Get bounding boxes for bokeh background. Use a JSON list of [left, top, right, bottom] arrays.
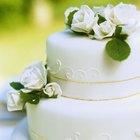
[[0, 0, 139, 83]]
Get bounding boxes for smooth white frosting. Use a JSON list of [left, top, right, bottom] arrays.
[[47, 29, 140, 100], [27, 96, 140, 140]]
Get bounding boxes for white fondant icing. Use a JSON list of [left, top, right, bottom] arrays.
[[27, 96, 140, 140], [47, 29, 140, 100]]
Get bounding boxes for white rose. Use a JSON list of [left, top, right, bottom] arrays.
[[43, 82, 62, 97], [93, 20, 116, 40], [122, 19, 137, 35], [7, 90, 23, 112], [71, 5, 98, 33], [105, 3, 140, 25], [20, 61, 47, 93], [65, 7, 79, 26], [92, 6, 105, 16]]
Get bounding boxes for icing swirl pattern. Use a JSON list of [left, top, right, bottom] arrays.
[[49, 59, 100, 81], [65, 132, 111, 140]]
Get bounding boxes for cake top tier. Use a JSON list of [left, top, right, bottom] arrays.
[[64, 3, 140, 61], [47, 29, 140, 82]]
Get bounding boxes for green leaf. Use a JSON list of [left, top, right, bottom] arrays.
[[52, 94, 59, 98], [117, 34, 128, 40], [45, 63, 47, 69], [67, 10, 78, 27], [114, 26, 122, 37], [89, 30, 95, 35], [20, 92, 40, 104], [72, 30, 87, 35], [10, 82, 24, 90], [114, 26, 128, 40], [106, 38, 131, 61], [98, 14, 106, 24]]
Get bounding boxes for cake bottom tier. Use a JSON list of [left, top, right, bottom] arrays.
[[27, 96, 140, 140]]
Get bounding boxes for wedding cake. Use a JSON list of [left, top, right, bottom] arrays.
[[7, 3, 140, 140]]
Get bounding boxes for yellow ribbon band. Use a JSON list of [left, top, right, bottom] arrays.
[[62, 92, 140, 102], [49, 72, 140, 84]]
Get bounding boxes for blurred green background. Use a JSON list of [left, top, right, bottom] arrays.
[[0, 0, 139, 83]]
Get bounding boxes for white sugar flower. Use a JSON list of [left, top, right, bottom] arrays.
[[43, 82, 62, 97], [105, 3, 140, 26], [122, 19, 137, 35], [20, 61, 47, 93], [92, 6, 105, 16], [93, 20, 116, 40], [7, 90, 23, 112], [71, 5, 98, 33], [65, 7, 79, 26]]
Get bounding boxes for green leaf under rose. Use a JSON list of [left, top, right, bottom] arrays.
[[20, 92, 40, 105], [10, 82, 24, 90], [67, 10, 78, 27], [98, 14, 106, 24], [114, 25, 128, 40]]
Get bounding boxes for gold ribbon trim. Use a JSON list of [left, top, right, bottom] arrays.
[[62, 92, 140, 101], [30, 128, 47, 140], [49, 72, 140, 84]]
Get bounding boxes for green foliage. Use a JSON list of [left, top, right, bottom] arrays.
[[114, 26, 122, 36], [20, 92, 40, 104], [98, 14, 106, 24], [114, 26, 128, 40], [106, 38, 131, 61], [10, 82, 24, 90], [116, 34, 128, 40], [67, 10, 78, 27]]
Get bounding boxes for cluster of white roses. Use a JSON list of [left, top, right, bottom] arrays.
[[65, 3, 140, 40], [7, 61, 62, 112]]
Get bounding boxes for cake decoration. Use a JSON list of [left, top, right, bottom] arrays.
[[65, 3, 140, 61], [65, 132, 80, 140], [65, 132, 111, 140], [7, 61, 62, 111], [49, 59, 100, 81]]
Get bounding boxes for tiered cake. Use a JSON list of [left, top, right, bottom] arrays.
[[7, 3, 140, 140], [27, 28, 140, 140]]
